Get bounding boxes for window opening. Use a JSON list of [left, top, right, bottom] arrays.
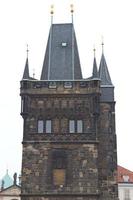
[[77, 120, 83, 133], [69, 120, 83, 133], [69, 120, 75, 133], [49, 82, 57, 89], [61, 42, 67, 47], [37, 120, 44, 133], [124, 188, 130, 200], [64, 82, 72, 88], [46, 120, 52, 133]]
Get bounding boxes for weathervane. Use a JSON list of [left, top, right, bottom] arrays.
[[70, 4, 74, 23]]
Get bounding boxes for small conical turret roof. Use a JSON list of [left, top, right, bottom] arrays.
[[92, 56, 98, 78], [99, 53, 113, 85], [22, 58, 29, 79]]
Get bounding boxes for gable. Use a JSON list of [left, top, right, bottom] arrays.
[[0, 185, 21, 195]]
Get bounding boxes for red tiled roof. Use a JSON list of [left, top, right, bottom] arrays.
[[118, 165, 133, 183]]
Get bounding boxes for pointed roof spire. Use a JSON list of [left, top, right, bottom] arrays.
[[92, 47, 98, 78], [99, 43, 113, 85], [22, 45, 30, 79], [40, 23, 82, 80]]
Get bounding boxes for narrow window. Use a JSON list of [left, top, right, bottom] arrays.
[[37, 120, 44, 133], [124, 188, 130, 199], [69, 120, 83, 133], [46, 120, 52, 133], [69, 120, 75, 133], [77, 120, 83, 133], [21, 98, 24, 113], [21, 97, 27, 113]]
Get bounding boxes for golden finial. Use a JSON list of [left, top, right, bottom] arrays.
[[33, 68, 35, 78], [70, 4, 74, 23], [101, 35, 104, 53], [70, 4, 74, 13], [26, 44, 29, 58], [93, 45, 96, 57], [50, 5, 54, 25], [50, 4, 54, 15]]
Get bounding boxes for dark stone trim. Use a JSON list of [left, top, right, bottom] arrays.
[[20, 193, 100, 197], [22, 140, 99, 144]]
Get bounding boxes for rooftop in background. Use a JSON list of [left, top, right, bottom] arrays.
[[118, 165, 133, 183]]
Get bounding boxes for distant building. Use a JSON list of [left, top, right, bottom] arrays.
[[0, 172, 20, 200], [0, 184, 21, 200], [0, 170, 13, 190], [118, 165, 133, 200]]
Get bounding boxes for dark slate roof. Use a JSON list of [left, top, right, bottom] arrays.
[[40, 23, 82, 80], [22, 58, 29, 79], [99, 53, 113, 85], [92, 57, 98, 78]]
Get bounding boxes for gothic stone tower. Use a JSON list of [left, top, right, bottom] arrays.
[[20, 21, 118, 200]]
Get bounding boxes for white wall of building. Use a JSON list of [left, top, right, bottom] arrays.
[[118, 183, 133, 200]]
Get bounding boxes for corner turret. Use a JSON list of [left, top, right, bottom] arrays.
[[99, 53, 112, 86], [22, 46, 30, 80], [22, 57, 29, 80], [99, 45, 114, 102], [92, 48, 98, 78]]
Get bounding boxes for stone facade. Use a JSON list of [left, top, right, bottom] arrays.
[[20, 79, 118, 200]]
